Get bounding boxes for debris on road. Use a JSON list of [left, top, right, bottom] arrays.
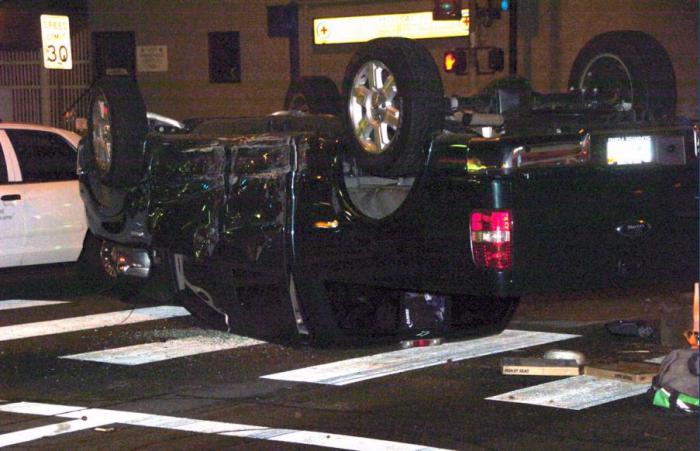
[[605, 320, 656, 338], [543, 349, 586, 365], [501, 357, 581, 376], [584, 361, 659, 384], [650, 348, 699, 413]]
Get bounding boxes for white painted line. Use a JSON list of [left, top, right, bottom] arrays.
[[0, 300, 69, 311], [60, 335, 265, 365], [486, 375, 649, 410], [510, 319, 607, 328], [0, 402, 451, 450], [262, 329, 578, 386], [0, 418, 113, 447], [0, 306, 190, 342], [645, 355, 666, 364]]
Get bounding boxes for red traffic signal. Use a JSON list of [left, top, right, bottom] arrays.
[[433, 0, 462, 20]]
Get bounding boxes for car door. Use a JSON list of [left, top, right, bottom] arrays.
[[4, 128, 86, 266], [0, 130, 24, 267]]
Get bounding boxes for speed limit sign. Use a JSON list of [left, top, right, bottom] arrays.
[[40, 15, 72, 70]]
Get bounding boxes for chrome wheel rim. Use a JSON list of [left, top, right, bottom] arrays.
[[92, 90, 113, 176], [348, 60, 400, 155], [579, 54, 633, 111]]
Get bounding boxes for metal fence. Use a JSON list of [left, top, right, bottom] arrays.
[[0, 29, 91, 132]]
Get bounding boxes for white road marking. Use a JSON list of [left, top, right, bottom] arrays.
[[0, 300, 69, 311], [0, 402, 451, 450], [0, 418, 113, 447], [510, 319, 608, 328], [262, 330, 578, 385], [0, 306, 190, 342], [486, 375, 649, 410], [645, 355, 666, 364], [60, 335, 265, 365]]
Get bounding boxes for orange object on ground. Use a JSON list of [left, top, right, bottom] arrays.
[[684, 283, 699, 348]]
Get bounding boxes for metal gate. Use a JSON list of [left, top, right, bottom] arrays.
[[0, 29, 91, 132]]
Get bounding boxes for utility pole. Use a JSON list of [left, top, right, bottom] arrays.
[[508, 0, 517, 75]]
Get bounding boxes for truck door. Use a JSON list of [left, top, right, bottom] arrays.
[[0, 130, 24, 268], [221, 137, 291, 286]]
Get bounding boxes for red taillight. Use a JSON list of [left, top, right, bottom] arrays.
[[470, 210, 512, 270]]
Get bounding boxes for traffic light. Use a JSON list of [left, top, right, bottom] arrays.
[[475, 0, 512, 27], [443, 48, 468, 75], [433, 0, 462, 20]]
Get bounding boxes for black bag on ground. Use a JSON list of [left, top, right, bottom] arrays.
[[650, 348, 699, 413]]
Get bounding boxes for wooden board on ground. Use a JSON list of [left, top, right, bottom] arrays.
[[501, 357, 581, 376], [584, 361, 659, 384]]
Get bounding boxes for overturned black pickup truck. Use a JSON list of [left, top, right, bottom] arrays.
[[79, 38, 698, 345]]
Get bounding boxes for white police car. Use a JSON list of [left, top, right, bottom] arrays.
[[0, 122, 89, 268]]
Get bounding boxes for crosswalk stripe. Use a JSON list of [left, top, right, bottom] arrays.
[[0, 306, 190, 342], [645, 355, 666, 364], [0, 418, 113, 447], [486, 375, 649, 410], [60, 335, 265, 365], [0, 300, 69, 311], [0, 402, 452, 450], [262, 329, 578, 386]]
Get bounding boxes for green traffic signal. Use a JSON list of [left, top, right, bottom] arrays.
[[434, 0, 462, 20]]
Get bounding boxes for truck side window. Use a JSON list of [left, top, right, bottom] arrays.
[[6, 130, 77, 183]]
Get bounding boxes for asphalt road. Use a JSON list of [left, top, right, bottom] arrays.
[[0, 264, 697, 450]]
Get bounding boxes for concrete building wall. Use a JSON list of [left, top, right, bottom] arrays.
[[89, 0, 291, 119], [88, 0, 698, 120]]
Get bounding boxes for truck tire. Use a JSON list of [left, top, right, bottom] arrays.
[[569, 31, 676, 120], [284, 76, 342, 115], [342, 38, 444, 177], [87, 76, 148, 188]]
